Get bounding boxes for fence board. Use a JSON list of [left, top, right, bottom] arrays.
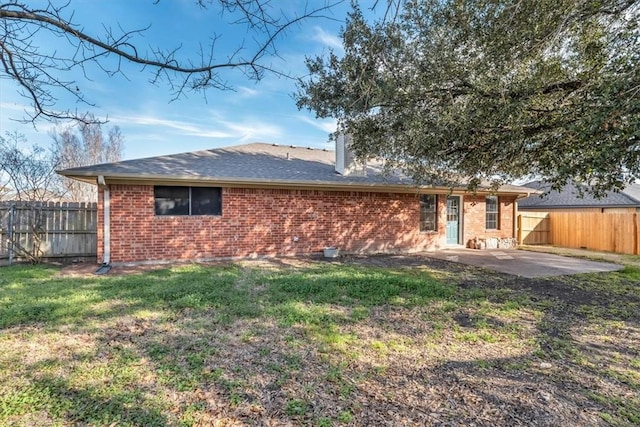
[[518, 212, 551, 245], [519, 211, 640, 255], [0, 201, 97, 264], [548, 211, 638, 254]]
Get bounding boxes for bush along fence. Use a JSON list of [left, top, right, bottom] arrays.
[[518, 211, 640, 255], [0, 201, 97, 265]]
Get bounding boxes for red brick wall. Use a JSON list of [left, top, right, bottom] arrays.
[[96, 185, 515, 263], [462, 195, 516, 244]]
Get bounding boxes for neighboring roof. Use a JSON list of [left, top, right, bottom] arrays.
[[519, 180, 640, 209], [58, 142, 531, 195]]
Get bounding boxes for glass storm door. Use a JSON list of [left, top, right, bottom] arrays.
[[446, 196, 460, 245]]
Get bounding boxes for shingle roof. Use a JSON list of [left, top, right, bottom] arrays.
[[57, 142, 530, 194], [519, 181, 640, 208]]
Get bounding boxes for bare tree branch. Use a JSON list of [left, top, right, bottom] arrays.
[[51, 117, 124, 201], [0, 131, 61, 201], [0, 0, 344, 123]]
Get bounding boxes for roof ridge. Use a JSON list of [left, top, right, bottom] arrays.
[[221, 142, 332, 151]]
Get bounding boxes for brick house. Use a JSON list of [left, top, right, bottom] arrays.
[[58, 139, 531, 264]]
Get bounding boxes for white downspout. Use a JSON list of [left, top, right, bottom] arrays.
[[97, 176, 110, 265]]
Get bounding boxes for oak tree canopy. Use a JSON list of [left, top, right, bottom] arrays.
[[296, 0, 640, 194]]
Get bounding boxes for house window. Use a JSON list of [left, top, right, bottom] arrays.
[[486, 196, 499, 229], [154, 186, 222, 216], [420, 194, 437, 232]]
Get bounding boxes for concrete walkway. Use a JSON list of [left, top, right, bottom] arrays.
[[429, 248, 623, 278]]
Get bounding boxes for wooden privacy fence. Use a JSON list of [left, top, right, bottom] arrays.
[[518, 212, 550, 245], [0, 201, 97, 265], [518, 211, 640, 255]]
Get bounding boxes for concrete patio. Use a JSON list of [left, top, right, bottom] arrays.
[[428, 248, 623, 278]]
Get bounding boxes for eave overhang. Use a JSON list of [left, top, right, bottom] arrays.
[[57, 171, 532, 198], [519, 204, 640, 210]]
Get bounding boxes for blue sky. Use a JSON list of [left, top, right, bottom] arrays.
[[0, 0, 356, 160]]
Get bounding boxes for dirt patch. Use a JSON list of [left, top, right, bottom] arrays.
[[29, 253, 638, 426], [54, 252, 467, 278], [56, 256, 321, 278], [57, 262, 168, 277]]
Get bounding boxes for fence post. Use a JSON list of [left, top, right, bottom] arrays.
[[8, 203, 15, 265], [634, 213, 639, 256]]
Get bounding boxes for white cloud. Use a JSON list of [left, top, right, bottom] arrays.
[[111, 115, 232, 138], [312, 26, 343, 51], [297, 116, 337, 134], [236, 86, 260, 98], [217, 118, 283, 142], [113, 111, 285, 143], [0, 102, 29, 112]]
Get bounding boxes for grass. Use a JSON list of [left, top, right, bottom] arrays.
[[0, 258, 639, 425]]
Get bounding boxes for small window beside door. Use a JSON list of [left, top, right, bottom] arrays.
[[485, 196, 499, 229], [420, 194, 437, 232]]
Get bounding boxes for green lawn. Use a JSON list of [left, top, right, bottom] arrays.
[[1, 258, 639, 426]]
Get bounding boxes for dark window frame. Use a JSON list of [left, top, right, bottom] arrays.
[[154, 186, 222, 216], [485, 196, 499, 230], [420, 194, 438, 232]]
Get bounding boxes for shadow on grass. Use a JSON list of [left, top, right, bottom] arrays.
[[442, 264, 640, 425], [0, 264, 248, 328], [421, 341, 640, 425], [1, 258, 639, 425], [4, 374, 168, 426], [0, 263, 455, 329]]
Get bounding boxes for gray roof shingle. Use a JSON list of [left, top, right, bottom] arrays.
[[519, 181, 640, 208], [58, 142, 530, 194]]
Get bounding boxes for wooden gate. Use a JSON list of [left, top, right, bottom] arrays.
[[518, 212, 550, 245]]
